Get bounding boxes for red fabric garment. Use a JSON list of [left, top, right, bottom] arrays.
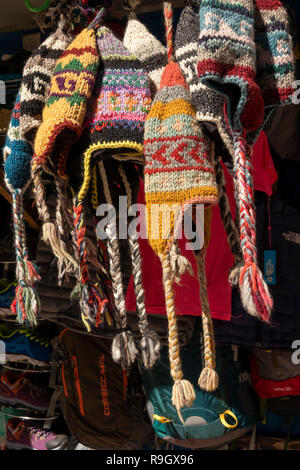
[[126, 131, 277, 320]]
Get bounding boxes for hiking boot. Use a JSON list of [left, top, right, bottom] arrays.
[[0, 371, 51, 411], [6, 418, 68, 450]]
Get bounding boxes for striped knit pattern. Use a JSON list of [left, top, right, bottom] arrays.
[[34, 26, 99, 171], [254, 0, 295, 109], [197, 0, 264, 133], [123, 13, 168, 95], [175, 6, 234, 160], [3, 93, 41, 326], [144, 61, 218, 256], [81, 25, 152, 173], [20, 24, 73, 144]]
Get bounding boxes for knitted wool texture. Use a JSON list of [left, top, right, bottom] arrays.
[[20, 20, 73, 144], [77, 25, 152, 204], [175, 6, 234, 160], [254, 0, 295, 109], [34, 26, 99, 173], [3, 93, 41, 326], [144, 61, 219, 256], [123, 12, 168, 95], [197, 0, 264, 134]]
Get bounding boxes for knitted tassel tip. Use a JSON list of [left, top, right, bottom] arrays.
[[229, 265, 241, 287], [112, 330, 138, 369], [239, 262, 273, 323], [11, 283, 40, 327], [198, 366, 219, 392], [140, 330, 161, 369], [172, 379, 196, 422]]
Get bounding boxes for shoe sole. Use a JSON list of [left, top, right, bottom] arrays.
[[6, 440, 68, 451], [0, 396, 48, 411]]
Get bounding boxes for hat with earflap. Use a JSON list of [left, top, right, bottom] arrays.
[[71, 23, 160, 368], [20, 15, 73, 144], [144, 1, 219, 420], [3, 92, 41, 326], [32, 9, 104, 285], [174, 5, 234, 162], [197, 0, 273, 323], [123, 10, 168, 96]]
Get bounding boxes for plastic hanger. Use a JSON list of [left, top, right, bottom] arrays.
[[25, 0, 51, 13]]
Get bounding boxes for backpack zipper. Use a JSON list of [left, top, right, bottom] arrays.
[[72, 355, 85, 416]]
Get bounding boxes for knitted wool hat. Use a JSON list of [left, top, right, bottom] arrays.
[[174, 6, 234, 161], [144, 2, 219, 420], [3, 93, 41, 326], [71, 25, 158, 368], [197, 0, 275, 324], [197, 0, 265, 134], [123, 12, 168, 95], [32, 17, 102, 284], [19, 16, 73, 144]]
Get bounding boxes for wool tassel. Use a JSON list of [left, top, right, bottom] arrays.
[[161, 253, 196, 421]]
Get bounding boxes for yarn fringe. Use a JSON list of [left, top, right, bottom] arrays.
[[79, 283, 108, 332], [140, 330, 160, 369], [112, 330, 138, 369], [198, 366, 219, 392], [172, 379, 196, 423], [11, 281, 40, 327]]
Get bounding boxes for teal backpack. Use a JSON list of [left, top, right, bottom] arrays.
[[141, 321, 258, 449]]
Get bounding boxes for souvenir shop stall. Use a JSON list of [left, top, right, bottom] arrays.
[[0, 0, 300, 451]]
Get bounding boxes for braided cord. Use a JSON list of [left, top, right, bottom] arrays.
[[163, 1, 174, 63]]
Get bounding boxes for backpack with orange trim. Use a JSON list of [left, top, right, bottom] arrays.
[[58, 328, 153, 450]]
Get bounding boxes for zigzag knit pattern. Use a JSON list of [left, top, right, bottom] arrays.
[[144, 61, 219, 256], [82, 25, 152, 172], [123, 13, 168, 95], [254, 0, 295, 109], [175, 6, 234, 160], [197, 0, 264, 133], [34, 27, 99, 170], [20, 25, 73, 144]]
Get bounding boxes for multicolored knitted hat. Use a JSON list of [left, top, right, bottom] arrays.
[[197, 0, 264, 134], [20, 16, 73, 144], [123, 12, 168, 95], [71, 24, 158, 368], [144, 2, 219, 419], [33, 14, 102, 284], [3, 93, 40, 326], [175, 6, 234, 161]]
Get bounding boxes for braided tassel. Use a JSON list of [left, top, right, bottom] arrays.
[[233, 134, 273, 322], [10, 190, 40, 326], [73, 198, 108, 331], [196, 208, 218, 391], [31, 159, 76, 282], [163, 1, 174, 63], [99, 161, 138, 369], [161, 253, 196, 422]]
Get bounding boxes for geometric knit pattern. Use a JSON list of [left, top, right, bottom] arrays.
[[175, 6, 234, 160], [3, 93, 33, 192], [254, 0, 295, 109], [197, 0, 265, 134], [144, 61, 219, 256], [82, 26, 152, 166], [123, 13, 168, 96], [34, 26, 100, 174], [20, 24, 73, 144]]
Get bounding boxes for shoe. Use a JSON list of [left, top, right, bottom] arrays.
[[6, 418, 68, 450], [0, 324, 52, 365], [0, 370, 51, 411]]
